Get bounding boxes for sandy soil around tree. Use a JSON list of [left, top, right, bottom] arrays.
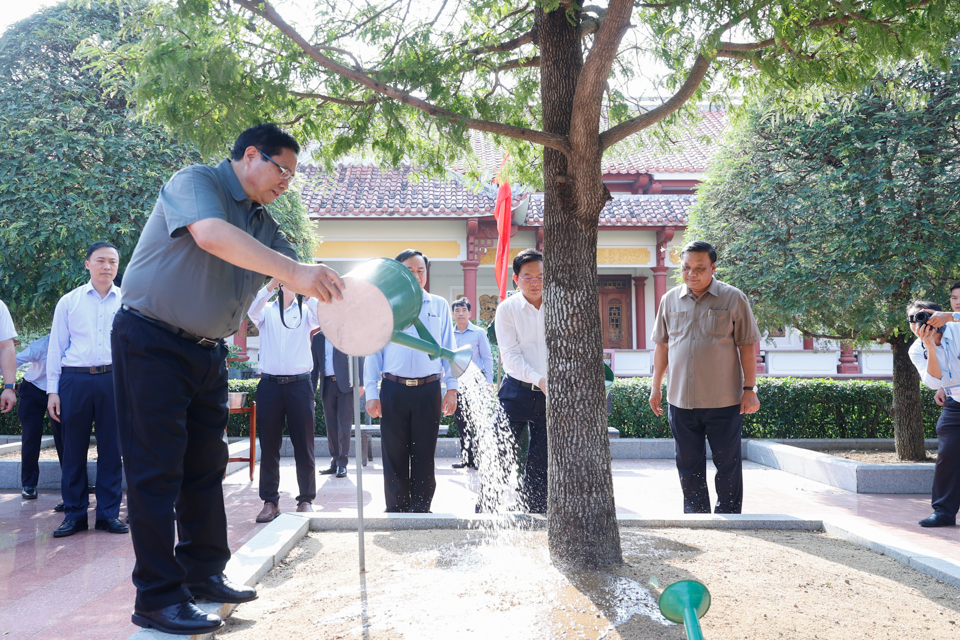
[[216, 527, 960, 640]]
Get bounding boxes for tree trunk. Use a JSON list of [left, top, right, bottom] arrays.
[[890, 336, 926, 461], [537, 4, 622, 569]]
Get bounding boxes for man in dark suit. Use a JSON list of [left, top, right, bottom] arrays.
[[312, 331, 363, 477]]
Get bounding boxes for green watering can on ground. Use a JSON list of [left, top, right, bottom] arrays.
[[314, 258, 474, 378], [658, 580, 711, 640]]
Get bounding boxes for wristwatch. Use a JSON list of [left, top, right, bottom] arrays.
[[2, 384, 13, 390], [953, 312, 960, 322], [743, 386, 757, 392]]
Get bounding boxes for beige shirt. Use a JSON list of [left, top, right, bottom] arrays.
[[651, 278, 761, 409]]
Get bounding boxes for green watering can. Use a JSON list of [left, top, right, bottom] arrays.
[[658, 580, 711, 640], [314, 258, 474, 378]]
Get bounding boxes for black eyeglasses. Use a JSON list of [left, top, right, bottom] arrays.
[[257, 149, 295, 180]]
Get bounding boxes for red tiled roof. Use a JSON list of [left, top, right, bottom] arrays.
[[603, 110, 726, 174], [524, 194, 692, 227], [300, 163, 495, 218]]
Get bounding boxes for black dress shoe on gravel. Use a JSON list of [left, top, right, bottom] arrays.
[[21, 486, 37, 500], [53, 518, 88, 537], [185, 573, 258, 604], [53, 502, 64, 512], [131, 600, 223, 635], [452, 462, 468, 469], [95, 518, 129, 534], [336, 466, 347, 478], [319, 464, 337, 475], [919, 513, 957, 527]]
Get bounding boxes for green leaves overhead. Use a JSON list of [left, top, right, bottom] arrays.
[[688, 48, 960, 346]]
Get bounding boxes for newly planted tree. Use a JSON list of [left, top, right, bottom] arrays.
[[98, 0, 960, 566]]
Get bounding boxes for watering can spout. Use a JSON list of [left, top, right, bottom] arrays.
[[448, 346, 474, 378]]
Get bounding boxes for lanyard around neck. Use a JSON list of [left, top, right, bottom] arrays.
[[276, 285, 303, 330]]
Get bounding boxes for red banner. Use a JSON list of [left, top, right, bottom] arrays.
[[493, 177, 512, 301]]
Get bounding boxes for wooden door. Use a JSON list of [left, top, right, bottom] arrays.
[[598, 276, 632, 350]]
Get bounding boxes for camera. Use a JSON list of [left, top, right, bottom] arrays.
[[908, 311, 946, 333]]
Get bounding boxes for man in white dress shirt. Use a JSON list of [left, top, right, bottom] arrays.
[[494, 248, 548, 514], [248, 278, 320, 522], [47, 242, 127, 537]]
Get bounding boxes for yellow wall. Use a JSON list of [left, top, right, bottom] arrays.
[[314, 240, 462, 260]]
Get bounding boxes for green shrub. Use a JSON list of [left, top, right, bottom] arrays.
[[610, 376, 940, 439]]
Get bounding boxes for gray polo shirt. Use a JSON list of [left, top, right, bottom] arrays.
[[121, 159, 297, 339], [651, 277, 761, 409]]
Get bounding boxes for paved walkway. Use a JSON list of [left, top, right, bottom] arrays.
[[1, 456, 958, 639]]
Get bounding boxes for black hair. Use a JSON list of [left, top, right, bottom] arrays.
[[395, 248, 429, 270], [86, 241, 119, 260], [230, 123, 300, 161], [512, 248, 543, 276], [680, 240, 717, 264], [452, 297, 471, 311], [908, 300, 942, 314], [950, 282, 960, 295]]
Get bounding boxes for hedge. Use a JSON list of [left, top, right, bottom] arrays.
[[1, 374, 940, 440], [610, 376, 940, 439]]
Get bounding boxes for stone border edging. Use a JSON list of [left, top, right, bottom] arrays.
[[745, 440, 936, 493], [125, 511, 960, 639]]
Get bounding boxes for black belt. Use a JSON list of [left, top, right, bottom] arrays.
[[62, 365, 112, 375], [514, 378, 543, 393], [325, 375, 337, 382], [261, 372, 311, 384], [122, 305, 222, 350], [383, 372, 440, 387]]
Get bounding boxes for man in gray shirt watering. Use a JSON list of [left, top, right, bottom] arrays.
[[114, 123, 343, 636], [649, 241, 761, 514]]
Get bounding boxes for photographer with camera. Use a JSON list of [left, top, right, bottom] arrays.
[[907, 300, 960, 528]]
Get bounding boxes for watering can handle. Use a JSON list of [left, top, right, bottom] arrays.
[[412, 318, 435, 344]]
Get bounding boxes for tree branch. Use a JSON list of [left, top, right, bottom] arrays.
[[468, 31, 533, 55], [232, 0, 571, 155], [291, 91, 377, 106], [497, 56, 540, 71], [571, 0, 633, 153], [327, 0, 402, 44], [599, 53, 712, 151]]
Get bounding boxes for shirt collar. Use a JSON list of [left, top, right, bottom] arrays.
[[680, 277, 720, 299], [218, 159, 251, 204], [83, 281, 120, 300]]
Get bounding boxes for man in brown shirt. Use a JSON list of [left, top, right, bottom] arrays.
[[649, 241, 761, 513]]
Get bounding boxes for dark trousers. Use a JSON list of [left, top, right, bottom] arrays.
[[932, 398, 960, 518], [112, 310, 231, 612], [498, 376, 548, 514], [454, 403, 475, 466], [668, 403, 743, 514], [321, 376, 353, 469], [19, 380, 62, 487], [379, 378, 441, 512], [257, 377, 316, 505], [59, 370, 122, 521]]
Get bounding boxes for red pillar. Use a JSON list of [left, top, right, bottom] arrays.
[[838, 343, 859, 374], [632, 276, 647, 349], [652, 266, 669, 314], [803, 337, 814, 350], [461, 260, 480, 320]]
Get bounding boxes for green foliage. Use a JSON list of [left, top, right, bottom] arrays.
[[269, 187, 317, 263], [688, 49, 960, 345], [610, 377, 940, 440], [86, 1, 960, 185], [0, 0, 204, 330]]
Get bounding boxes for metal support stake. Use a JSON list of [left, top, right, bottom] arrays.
[[351, 355, 365, 572]]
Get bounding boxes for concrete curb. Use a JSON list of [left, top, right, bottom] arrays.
[[123, 511, 960, 639], [746, 440, 936, 494]]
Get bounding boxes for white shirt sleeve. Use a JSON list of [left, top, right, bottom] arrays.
[[0, 300, 16, 342], [46, 296, 71, 395], [496, 298, 544, 385]]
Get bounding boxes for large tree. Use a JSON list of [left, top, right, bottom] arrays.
[[688, 50, 960, 460], [98, 0, 960, 567]]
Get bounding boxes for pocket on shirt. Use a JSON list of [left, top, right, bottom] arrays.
[[667, 311, 687, 335], [706, 309, 731, 337]]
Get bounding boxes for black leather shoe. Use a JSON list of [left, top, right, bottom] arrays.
[[53, 518, 88, 538], [21, 486, 37, 500], [336, 466, 347, 478], [919, 513, 957, 527], [53, 502, 64, 512], [95, 518, 130, 534], [452, 462, 468, 469], [185, 573, 258, 604], [319, 464, 337, 475], [131, 600, 223, 635]]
